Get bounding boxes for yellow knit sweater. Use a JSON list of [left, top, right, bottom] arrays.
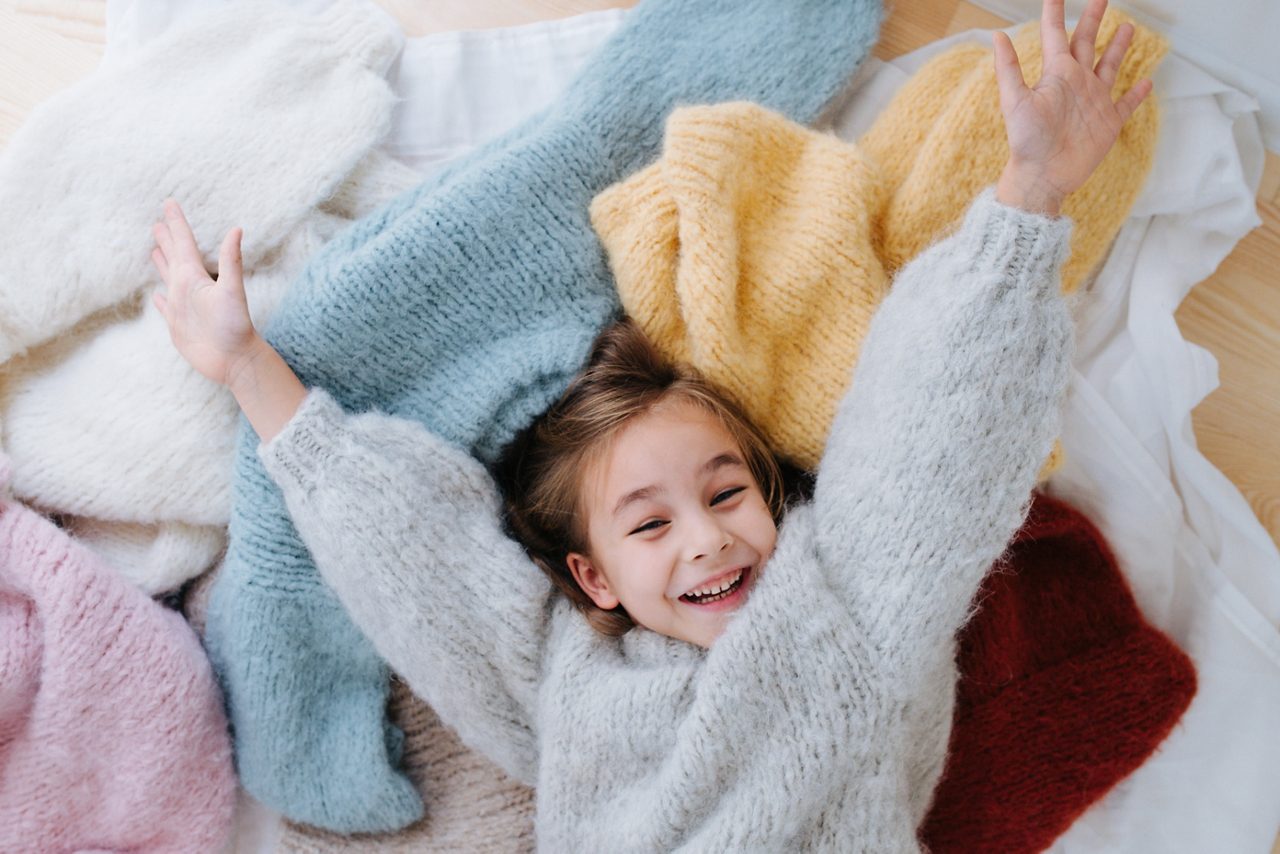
[[861, 12, 1167, 291], [592, 11, 1166, 469], [591, 101, 888, 469]]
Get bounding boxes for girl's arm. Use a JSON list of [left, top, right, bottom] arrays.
[[256, 387, 550, 784], [151, 205, 548, 783], [812, 0, 1150, 669]]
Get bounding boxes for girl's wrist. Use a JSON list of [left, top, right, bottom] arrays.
[[226, 335, 274, 397], [995, 163, 1065, 217], [226, 336, 308, 444]]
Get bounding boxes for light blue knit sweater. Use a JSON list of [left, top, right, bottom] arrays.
[[259, 192, 1074, 850], [205, 0, 885, 833]]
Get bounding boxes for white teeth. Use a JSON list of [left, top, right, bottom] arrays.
[[684, 569, 744, 601]]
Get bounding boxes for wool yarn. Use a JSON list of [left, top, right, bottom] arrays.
[[591, 101, 887, 469], [0, 1, 411, 594], [922, 492, 1197, 852], [0, 456, 236, 852], [206, 0, 885, 833], [859, 8, 1167, 292]]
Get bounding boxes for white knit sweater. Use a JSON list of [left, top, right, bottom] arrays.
[[0, 0, 419, 592], [260, 190, 1073, 851]]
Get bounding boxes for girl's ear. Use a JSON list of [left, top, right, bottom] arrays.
[[566, 553, 620, 610]]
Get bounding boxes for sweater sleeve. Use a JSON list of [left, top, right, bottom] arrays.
[[812, 188, 1073, 675], [257, 389, 551, 785]]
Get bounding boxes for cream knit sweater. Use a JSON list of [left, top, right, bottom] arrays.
[[0, 0, 418, 592], [259, 190, 1073, 851]]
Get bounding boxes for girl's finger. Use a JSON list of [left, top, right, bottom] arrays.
[[151, 246, 169, 280], [152, 220, 174, 260], [1095, 21, 1135, 88], [1040, 0, 1069, 58], [993, 31, 1028, 112], [217, 227, 245, 288], [163, 198, 202, 261], [1114, 77, 1152, 124], [151, 288, 168, 318], [1069, 0, 1107, 68]]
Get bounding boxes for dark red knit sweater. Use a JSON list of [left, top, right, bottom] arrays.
[[921, 492, 1197, 853]]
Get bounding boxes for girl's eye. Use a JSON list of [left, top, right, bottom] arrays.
[[628, 519, 668, 536], [711, 486, 747, 506]]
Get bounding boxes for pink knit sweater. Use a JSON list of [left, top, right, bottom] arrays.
[[0, 455, 236, 852]]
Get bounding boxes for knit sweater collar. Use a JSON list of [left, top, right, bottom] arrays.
[[617, 624, 707, 667]]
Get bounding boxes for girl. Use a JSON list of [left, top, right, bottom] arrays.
[[152, 0, 1150, 847]]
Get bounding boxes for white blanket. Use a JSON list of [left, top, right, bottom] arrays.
[[105, 2, 1280, 851]]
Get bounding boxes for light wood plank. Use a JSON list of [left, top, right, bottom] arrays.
[[946, 2, 1012, 34], [1261, 150, 1280, 206], [0, 6, 101, 147], [376, 0, 632, 36], [1177, 195, 1280, 544]]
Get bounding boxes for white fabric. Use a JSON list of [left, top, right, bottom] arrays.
[[105, 0, 629, 176], [104, 3, 1280, 852]]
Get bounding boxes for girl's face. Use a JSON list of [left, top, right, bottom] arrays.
[[567, 398, 778, 648]]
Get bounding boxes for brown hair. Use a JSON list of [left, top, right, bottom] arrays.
[[496, 318, 785, 636]]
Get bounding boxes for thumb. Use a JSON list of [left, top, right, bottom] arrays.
[[217, 227, 247, 299]]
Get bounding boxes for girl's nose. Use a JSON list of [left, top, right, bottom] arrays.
[[686, 512, 733, 562]]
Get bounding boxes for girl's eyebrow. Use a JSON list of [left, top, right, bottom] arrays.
[[611, 452, 746, 518], [704, 452, 745, 473], [613, 485, 662, 518]]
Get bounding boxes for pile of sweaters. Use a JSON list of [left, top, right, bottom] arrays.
[[0, 0, 1194, 850]]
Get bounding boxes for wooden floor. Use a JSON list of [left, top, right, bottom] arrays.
[[2, 0, 1277, 849]]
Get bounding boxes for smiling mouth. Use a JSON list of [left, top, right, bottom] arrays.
[[680, 568, 748, 605]]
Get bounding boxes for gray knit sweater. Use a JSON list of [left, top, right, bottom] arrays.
[[259, 190, 1073, 852]]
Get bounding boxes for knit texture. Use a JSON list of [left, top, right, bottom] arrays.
[[591, 101, 887, 468], [921, 492, 1197, 852], [57, 515, 228, 595], [0, 456, 236, 852], [859, 8, 1166, 291], [280, 680, 536, 854], [0, 0, 409, 594], [185, 565, 537, 852], [257, 191, 1073, 850], [207, 0, 885, 833], [596, 14, 1163, 474]]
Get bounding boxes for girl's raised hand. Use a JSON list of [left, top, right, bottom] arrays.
[[993, 0, 1152, 214], [151, 200, 261, 388]]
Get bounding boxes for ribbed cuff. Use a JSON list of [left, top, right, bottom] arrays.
[[961, 188, 1073, 290], [258, 387, 346, 499]]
